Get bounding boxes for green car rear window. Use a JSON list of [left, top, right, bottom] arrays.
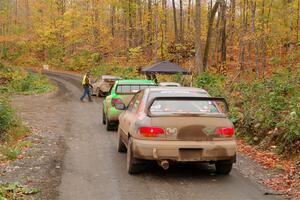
[[116, 84, 155, 94]]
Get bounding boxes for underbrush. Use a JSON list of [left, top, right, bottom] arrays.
[[0, 64, 54, 94], [195, 69, 300, 157], [0, 99, 30, 162], [0, 182, 40, 199]]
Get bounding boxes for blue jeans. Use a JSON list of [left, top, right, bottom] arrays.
[[80, 85, 91, 101]]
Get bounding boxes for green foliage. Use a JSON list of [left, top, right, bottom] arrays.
[[0, 97, 29, 161], [0, 182, 40, 200], [10, 73, 54, 94], [195, 72, 226, 97], [0, 122, 29, 161], [0, 99, 14, 137], [194, 69, 300, 155], [0, 65, 54, 95], [128, 47, 143, 59], [1, 147, 21, 160]]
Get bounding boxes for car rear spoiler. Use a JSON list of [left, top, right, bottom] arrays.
[[147, 96, 229, 115]]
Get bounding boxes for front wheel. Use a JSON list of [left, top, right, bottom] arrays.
[[215, 160, 233, 175]]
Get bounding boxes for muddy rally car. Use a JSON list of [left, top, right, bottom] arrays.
[[115, 87, 236, 175], [92, 75, 122, 97]]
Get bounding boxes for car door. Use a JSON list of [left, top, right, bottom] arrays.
[[119, 92, 144, 145]]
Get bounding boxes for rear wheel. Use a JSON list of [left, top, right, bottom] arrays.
[[102, 110, 106, 125], [127, 138, 145, 174], [106, 117, 114, 131], [98, 90, 105, 97], [215, 160, 233, 175], [117, 134, 127, 153]]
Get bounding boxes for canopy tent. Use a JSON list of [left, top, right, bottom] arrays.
[[141, 61, 190, 75]]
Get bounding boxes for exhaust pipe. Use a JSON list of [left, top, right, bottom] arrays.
[[158, 160, 169, 170]]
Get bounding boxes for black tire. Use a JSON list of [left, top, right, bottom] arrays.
[[106, 117, 114, 131], [98, 90, 105, 97], [118, 134, 127, 153], [215, 160, 233, 175], [102, 110, 106, 125], [127, 138, 145, 174]]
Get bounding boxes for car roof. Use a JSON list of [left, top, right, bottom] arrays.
[[147, 87, 209, 98], [116, 79, 156, 85], [102, 75, 122, 80]]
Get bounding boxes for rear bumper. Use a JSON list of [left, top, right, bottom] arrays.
[[131, 138, 237, 162]]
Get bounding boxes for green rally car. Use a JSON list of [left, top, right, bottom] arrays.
[[103, 79, 157, 131]]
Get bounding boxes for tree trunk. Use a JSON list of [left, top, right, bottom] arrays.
[[123, 10, 128, 53], [111, 5, 116, 37], [239, 0, 247, 74], [251, 0, 259, 76], [261, 0, 267, 77], [179, 0, 184, 41], [228, 0, 236, 46], [128, 0, 133, 48], [289, 0, 294, 73], [297, 0, 299, 48], [266, 0, 273, 28], [195, 0, 204, 73], [230, 0, 236, 29], [187, 0, 192, 31], [154, 0, 159, 61], [25, 0, 30, 30], [220, 1, 227, 65], [15, 0, 18, 25], [172, 0, 179, 42], [161, 0, 167, 59], [147, 0, 152, 56], [137, 0, 143, 46], [92, 0, 100, 51], [203, 0, 220, 69]]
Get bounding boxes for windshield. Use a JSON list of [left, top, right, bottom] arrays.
[[149, 99, 226, 115], [116, 84, 155, 94]]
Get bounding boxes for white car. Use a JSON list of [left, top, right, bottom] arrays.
[[159, 82, 181, 87]]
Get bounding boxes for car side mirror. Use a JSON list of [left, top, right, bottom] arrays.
[[115, 102, 127, 110]]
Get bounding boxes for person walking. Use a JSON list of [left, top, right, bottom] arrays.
[[80, 71, 93, 102]]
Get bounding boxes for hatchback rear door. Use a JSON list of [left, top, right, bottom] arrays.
[[148, 97, 234, 141]]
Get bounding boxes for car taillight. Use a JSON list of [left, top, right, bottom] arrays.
[[139, 127, 165, 137], [111, 98, 123, 107], [215, 127, 235, 137]]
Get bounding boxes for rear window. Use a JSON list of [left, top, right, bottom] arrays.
[[116, 84, 154, 94], [149, 99, 227, 115], [103, 79, 117, 83]]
